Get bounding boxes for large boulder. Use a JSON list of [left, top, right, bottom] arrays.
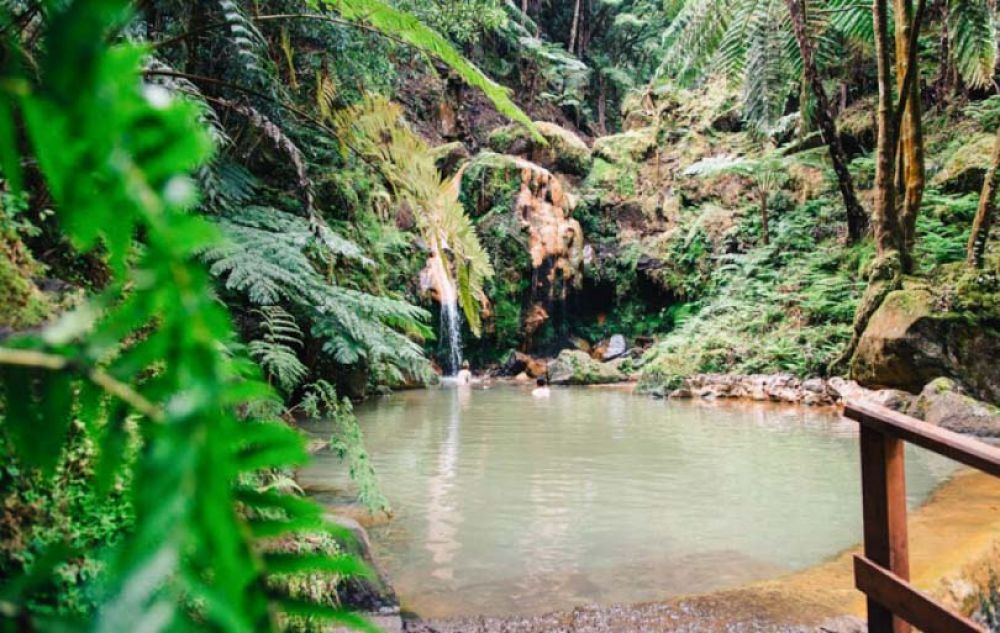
[[326, 514, 399, 613], [486, 121, 592, 176], [910, 377, 1000, 437], [592, 127, 657, 164], [931, 133, 995, 194], [603, 334, 627, 360], [850, 285, 1000, 403], [547, 349, 627, 385]]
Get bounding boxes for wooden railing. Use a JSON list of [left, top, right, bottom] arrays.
[[844, 401, 1000, 633]]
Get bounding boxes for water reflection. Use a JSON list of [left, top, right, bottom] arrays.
[[426, 389, 463, 580], [298, 385, 959, 618]]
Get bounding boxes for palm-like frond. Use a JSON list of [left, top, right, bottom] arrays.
[[333, 95, 494, 335], [825, 0, 872, 45], [249, 306, 309, 393], [659, 0, 741, 82], [314, 0, 542, 141], [743, 0, 795, 128], [660, 0, 844, 130], [219, 0, 268, 72], [948, 0, 998, 88]]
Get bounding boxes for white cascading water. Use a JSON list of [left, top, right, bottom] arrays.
[[427, 244, 463, 376]]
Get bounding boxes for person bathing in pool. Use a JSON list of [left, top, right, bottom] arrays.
[[532, 376, 550, 398], [456, 360, 473, 386]]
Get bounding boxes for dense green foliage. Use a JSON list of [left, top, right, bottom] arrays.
[[0, 0, 536, 628], [2, 0, 1000, 627]]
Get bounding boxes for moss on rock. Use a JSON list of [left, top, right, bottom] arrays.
[[593, 127, 657, 164], [850, 277, 1000, 403], [0, 252, 50, 332], [931, 133, 995, 194], [547, 349, 627, 385], [486, 121, 592, 176]]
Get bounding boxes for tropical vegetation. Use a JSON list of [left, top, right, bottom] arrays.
[[1, 0, 999, 630]]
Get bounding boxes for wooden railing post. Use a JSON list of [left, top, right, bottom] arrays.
[[859, 425, 911, 633], [846, 401, 999, 633]]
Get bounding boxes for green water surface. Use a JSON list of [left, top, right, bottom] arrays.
[[299, 385, 956, 618]]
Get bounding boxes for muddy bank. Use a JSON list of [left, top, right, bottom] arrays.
[[398, 469, 1000, 633]]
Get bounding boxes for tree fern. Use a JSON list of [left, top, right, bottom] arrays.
[[250, 306, 309, 393], [659, 0, 740, 83], [660, 0, 842, 130], [313, 0, 543, 141], [333, 94, 494, 335], [948, 0, 998, 89], [219, 0, 269, 72], [742, 0, 795, 128], [203, 204, 431, 380]]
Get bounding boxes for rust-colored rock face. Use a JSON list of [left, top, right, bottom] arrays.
[[515, 166, 584, 282], [512, 163, 585, 336]]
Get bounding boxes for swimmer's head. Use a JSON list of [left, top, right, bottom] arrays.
[[536, 377, 546, 387], [462, 360, 470, 369]]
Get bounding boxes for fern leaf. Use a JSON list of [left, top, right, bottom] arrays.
[[948, 0, 998, 88], [314, 0, 542, 142]]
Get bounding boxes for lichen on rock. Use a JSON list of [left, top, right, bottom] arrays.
[[592, 127, 657, 164], [911, 377, 1000, 437]]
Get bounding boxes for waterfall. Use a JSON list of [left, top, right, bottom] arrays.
[[426, 244, 464, 376], [440, 299, 463, 376]]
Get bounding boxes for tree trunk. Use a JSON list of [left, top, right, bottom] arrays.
[[760, 190, 770, 246], [831, 0, 906, 376], [569, 0, 582, 54], [894, 0, 926, 273], [596, 73, 607, 135], [872, 0, 899, 256], [968, 126, 1000, 267], [785, 0, 868, 243], [933, 0, 953, 103]]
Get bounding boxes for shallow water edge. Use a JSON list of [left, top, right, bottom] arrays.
[[399, 468, 1000, 632]]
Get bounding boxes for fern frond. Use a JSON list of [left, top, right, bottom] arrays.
[[742, 0, 794, 129], [313, 0, 542, 141], [826, 0, 873, 45], [219, 0, 268, 72], [333, 95, 493, 335], [249, 338, 309, 393], [659, 0, 739, 82], [222, 100, 315, 213], [948, 0, 998, 88]]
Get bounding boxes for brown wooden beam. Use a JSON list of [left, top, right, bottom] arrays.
[[845, 401, 1000, 478], [859, 426, 911, 633], [855, 555, 985, 633]]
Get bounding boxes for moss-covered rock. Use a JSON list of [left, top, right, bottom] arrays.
[[931, 133, 995, 194], [547, 349, 627, 385], [486, 121, 592, 176], [850, 281, 1000, 403], [429, 141, 470, 176], [0, 252, 50, 332], [910, 377, 1000, 437], [593, 127, 657, 164]]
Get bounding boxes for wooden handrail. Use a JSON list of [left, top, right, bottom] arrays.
[[845, 401, 1000, 476], [854, 556, 983, 633], [843, 400, 999, 633]]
